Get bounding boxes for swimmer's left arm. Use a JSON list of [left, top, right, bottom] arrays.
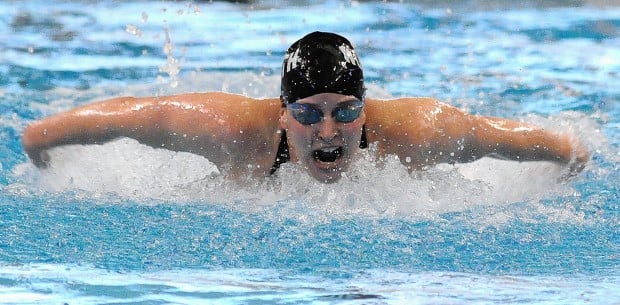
[[366, 98, 589, 175], [435, 105, 589, 174]]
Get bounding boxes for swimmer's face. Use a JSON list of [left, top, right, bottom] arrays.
[[280, 92, 366, 183]]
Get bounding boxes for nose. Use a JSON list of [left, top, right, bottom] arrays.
[[317, 117, 338, 141]]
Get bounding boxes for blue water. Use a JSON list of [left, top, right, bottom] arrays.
[[1, 1, 619, 304]]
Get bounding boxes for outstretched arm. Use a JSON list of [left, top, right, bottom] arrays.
[[365, 98, 589, 175], [22, 92, 282, 176], [466, 115, 589, 173], [23, 96, 154, 167]]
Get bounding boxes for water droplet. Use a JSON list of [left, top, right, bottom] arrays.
[[125, 24, 142, 37]]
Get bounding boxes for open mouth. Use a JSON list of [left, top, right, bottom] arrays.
[[313, 147, 343, 163]]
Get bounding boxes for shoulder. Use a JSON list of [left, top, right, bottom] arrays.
[[366, 96, 440, 106], [366, 97, 470, 120], [366, 97, 451, 115], [157, 92, 279, 106], [133, 92, 281, 132], [149, 92, 280, 116], [364, 97, 448, 123], [364, 97, 466, 141]]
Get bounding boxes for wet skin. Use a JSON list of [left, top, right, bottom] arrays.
[[279, 93, 366, 183]]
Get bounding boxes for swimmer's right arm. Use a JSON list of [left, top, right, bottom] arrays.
[[22, 96, 148, 168], [22, 92, 282, 173]]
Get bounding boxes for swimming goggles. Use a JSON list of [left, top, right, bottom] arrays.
[[287, 100, 364, 125]]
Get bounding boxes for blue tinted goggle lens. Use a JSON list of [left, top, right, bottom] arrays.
[[287, 100, 364, 125], [288, 103, 323, 125], [333, 100, 364, 123]]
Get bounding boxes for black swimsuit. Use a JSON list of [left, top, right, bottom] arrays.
[[269, 125, 368, 175]]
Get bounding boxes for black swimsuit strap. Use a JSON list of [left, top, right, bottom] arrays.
[[270, 131, 290, 175], [270, 125, 367, 175], [359, 124, 368, 149]]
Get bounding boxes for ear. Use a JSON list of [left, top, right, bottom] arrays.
[[278, 107, 288, 130]]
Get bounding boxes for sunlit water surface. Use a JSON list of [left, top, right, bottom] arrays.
[[1, 1, 619, 304]]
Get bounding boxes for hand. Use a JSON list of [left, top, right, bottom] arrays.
[[25, 147, 51, 169], [560, 137, 589, 181]]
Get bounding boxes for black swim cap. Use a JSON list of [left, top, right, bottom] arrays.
[[281, 32, 364, 105]]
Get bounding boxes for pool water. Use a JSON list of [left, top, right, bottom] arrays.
[[1, 1, 619, 304]]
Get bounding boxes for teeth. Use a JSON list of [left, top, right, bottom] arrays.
[[313, 147, 342, 163]]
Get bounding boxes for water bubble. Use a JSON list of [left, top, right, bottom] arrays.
[[125, 24, 142, 37]]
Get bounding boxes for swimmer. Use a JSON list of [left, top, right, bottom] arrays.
[[22, 31, 589, 183]]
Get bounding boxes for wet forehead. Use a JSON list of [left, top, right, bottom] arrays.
[[296, 93, 361, 108]]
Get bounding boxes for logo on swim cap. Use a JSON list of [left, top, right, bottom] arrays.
[[281, 32, 365, 104]]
